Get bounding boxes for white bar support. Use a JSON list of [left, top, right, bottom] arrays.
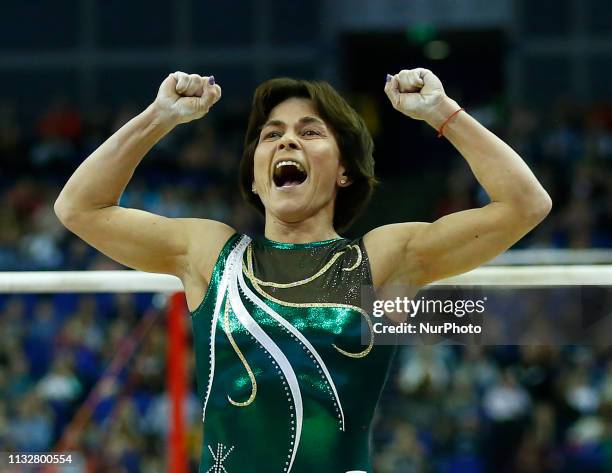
[[0, 266, 611, 293]]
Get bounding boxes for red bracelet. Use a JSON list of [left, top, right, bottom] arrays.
[[437, 107, 464, 138]]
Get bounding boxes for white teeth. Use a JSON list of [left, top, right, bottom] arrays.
[[275, 160, 304, 172]]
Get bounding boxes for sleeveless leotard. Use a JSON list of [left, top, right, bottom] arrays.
[[190, 234, 396, 473]]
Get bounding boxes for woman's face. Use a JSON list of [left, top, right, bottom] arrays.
[[253, 97, 345, 225]]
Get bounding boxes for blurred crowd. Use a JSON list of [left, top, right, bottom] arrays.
[[1, 95, 611, 272], [2, 291, 612, 472], [0, 97, 261, 272], [375, 344, 612, 473], [0, 292, 204, 472], [431, 99, 612, 249], [0, 94, 611, 472]]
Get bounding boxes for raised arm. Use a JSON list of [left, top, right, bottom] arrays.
[[365, 68, 552, 288], [54, 72, 235, 288]]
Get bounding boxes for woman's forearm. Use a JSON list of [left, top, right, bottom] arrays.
[[54, 104, 175, 216], [426, 98, 552, 216]]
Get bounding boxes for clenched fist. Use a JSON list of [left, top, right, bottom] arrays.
[[384, 68, 458, 127], [153, 71, 222, 126]]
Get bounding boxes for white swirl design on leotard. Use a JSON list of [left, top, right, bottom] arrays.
[[201, 236, 249, 423], [226, 244, 304, 472], [236, 265, 345, 431], [203, 235, 350, 472]]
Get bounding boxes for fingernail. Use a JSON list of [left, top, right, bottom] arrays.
[[386, 74, 392, 83], [208, 75, 215, 85]]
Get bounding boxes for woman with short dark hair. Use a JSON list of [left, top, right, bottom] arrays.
[[55, 68, 551, 472], [240, 77, 377, 232]]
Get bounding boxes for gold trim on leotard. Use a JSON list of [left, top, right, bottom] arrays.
[[243, 244, 373, 359], [223, 302, 257, 407], [248, 245, 362, 288]]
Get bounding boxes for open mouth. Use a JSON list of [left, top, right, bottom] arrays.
[[272, 160, 308, 187]]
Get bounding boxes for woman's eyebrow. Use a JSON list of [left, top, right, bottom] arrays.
[[262, 116, 326, 129]]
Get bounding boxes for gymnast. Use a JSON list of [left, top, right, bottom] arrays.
[[55, 68, 551, 472]]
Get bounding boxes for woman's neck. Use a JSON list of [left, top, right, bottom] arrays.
[[263, 214, 340, 244]]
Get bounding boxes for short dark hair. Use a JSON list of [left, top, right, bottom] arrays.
[[239, 77, 377, 232]]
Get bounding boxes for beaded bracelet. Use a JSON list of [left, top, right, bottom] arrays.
[[437, 107, 465, 138]]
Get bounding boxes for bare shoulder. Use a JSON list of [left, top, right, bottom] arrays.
[[363, 222, 428, 288], [180, 218, 237, 312]]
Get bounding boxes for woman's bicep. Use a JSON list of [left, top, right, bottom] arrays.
[[363, 223, 426, 288], [57, 205, 234, 277], [407, 202, 542, 285], [364, 202, 542, 287]]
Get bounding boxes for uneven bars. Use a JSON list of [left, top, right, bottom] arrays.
[[0, 265, 612, 293]]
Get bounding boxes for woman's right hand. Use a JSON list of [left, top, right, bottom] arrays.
[[153, 71, 222, 126]]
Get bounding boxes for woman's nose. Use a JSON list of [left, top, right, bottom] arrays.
[[278, 136, 299, 150]]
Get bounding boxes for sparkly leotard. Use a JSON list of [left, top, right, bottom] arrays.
[[191, 233, 396, 473]]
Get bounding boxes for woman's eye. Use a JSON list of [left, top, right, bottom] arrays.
[[264, 130, 321, 138]]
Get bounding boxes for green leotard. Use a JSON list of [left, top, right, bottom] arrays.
[[190, 233, 396, 473]]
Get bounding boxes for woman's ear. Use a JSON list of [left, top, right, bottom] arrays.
[[251, 182, 258, 194]]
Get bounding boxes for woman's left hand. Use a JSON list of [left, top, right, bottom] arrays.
[[384, 68, 453, 124]]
